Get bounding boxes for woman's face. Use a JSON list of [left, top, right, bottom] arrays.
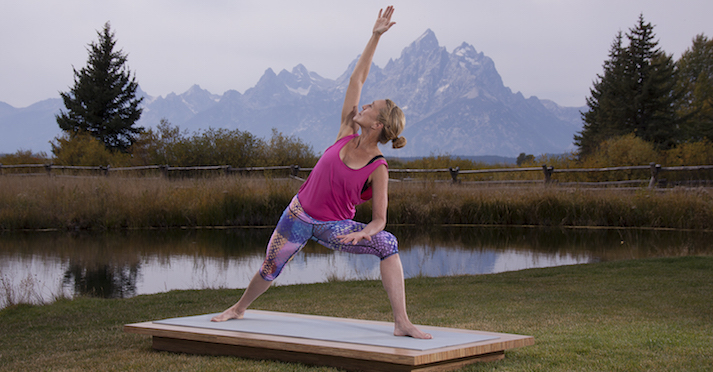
[[354, 99, 386, 127]]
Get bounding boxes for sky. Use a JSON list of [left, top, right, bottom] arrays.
[[2, 0, 712, 109]]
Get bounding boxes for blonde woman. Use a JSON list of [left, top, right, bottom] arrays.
[[212, 6, 431, 340]]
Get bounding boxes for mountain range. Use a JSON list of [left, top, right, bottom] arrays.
[[0, 29, 584, 158]]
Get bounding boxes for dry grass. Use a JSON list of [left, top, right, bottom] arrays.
[[2, 175, 713, 231], [0, 272, 67, 308], [376, 181, 713, 230], [0, 175, 296, 230]]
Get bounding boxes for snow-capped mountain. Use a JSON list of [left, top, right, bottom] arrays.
[[138, 84, 221, 129], [0, 29, 583, 157], [355, 29, 582, 156]]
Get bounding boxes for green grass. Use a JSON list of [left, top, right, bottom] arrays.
[[1, 256, 711, 371]]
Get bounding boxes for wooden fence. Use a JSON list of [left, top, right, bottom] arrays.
[[390, 163, 713, 188], [1, 162, 713, 188]]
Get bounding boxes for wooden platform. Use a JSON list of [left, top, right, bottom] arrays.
[[124, 310, 534, 372]]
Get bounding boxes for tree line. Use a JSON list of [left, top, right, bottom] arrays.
[[48, 120, 318, 168], [574, 15, 713, 158]]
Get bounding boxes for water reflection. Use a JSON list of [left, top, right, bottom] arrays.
[[63, 262, 139, 299], [1, 226, 711, 308]]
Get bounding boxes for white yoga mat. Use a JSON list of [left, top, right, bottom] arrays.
[[154, 310, 498, 351]]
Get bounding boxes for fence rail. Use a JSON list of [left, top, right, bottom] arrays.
[[2, 162, 713, 188]]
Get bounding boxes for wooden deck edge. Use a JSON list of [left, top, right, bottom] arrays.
[[124, 316, 535, 371], [151, 336, 508, 372]]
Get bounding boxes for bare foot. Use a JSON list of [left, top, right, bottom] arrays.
[[394, 322, 433, 339], [210, 308, 243, 322]]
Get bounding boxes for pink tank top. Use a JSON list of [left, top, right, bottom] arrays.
[[298, 134, 388, 221]]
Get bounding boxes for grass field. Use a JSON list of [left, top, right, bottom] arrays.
[[1, 256, 711, 371]]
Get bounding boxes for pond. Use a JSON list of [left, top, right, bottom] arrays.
[[1, 226, 711, 308]]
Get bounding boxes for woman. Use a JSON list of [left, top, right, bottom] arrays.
[[212, 6, 431, 340]]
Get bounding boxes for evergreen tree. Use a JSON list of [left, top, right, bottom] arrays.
[[675, 34, 713, 141], [624, 15, 678, 148], [575, 32, 629, 157], [576, 15, 679, 157], [56, 22, 143, 153]]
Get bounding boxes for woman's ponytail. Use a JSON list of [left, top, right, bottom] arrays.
[[377, 99, 406, 149]]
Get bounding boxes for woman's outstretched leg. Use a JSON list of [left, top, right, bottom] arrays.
[[212, 196, 310, 322], [380, 254, 432, 339], [211, 272, 272, 322]]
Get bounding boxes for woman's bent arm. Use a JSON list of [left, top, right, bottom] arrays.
[[336, 164, 389, 244]]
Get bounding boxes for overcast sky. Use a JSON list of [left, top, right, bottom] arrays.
[[2, 0, 712, 109]]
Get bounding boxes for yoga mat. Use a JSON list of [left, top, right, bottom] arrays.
[[154, 310, 498, 351]]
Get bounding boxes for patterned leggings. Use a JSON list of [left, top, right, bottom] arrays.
[[259, 195, 399, 281]]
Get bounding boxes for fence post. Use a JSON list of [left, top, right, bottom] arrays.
[[290, 165, 300, 178], [0, 163, 3, 176], [648, 162, 661, 188], [542, 164, 553, 185], [104, 165, 110, 177], [449, 167, 460, 183], [45, 163, 53, 177], [159, 164, 169, 178]]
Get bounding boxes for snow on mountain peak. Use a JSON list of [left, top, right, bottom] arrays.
[[453, 42, 482, 66], [291, 64, 309, 78], [287, 85, 311, 96], [454, 42, 476, 56]]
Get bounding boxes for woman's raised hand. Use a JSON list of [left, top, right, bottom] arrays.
[[373, 6, 396, 36]]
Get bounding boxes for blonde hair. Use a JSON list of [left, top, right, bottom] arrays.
[[377, 99, 407, 149]]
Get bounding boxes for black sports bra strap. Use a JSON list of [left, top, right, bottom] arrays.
[[361, 155, 386, 194], [366, 155, 385, 166]]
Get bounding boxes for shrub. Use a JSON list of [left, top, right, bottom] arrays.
[[263, 128, 317, 167], [51, 132, 132, 166], [0, 150, 49, 165], [664, 140, 713, 165], [128, 120, 316, 168], [585, 133, 660, 167]]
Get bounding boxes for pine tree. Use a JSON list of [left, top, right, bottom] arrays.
[[576, 15, 679, 157], [675, 34, 713, 142], [624, 15, 678, 148], [575, 32, 629, 157], [56, 22, 143, 153]]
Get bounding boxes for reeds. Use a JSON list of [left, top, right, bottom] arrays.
[[363, 182, 713, 230], [1, 175, 712, 231], [0, 175, 296, 231], [0, 272, 68, 308]]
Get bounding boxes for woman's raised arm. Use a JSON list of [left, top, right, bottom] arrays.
[[336, 6, 396, 141]]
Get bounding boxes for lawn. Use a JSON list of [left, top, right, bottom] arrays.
[[1, 256, 711, 371]]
